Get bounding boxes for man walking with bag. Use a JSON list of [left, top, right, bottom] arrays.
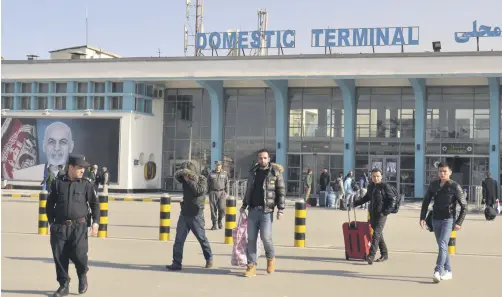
[[420, 162, 467, 283], [352, 168, 397, 264], [482, 172, 499, 210], [240, 149, 285, 277]]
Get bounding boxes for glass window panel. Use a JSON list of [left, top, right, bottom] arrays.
[[400, 156, 415, 170]]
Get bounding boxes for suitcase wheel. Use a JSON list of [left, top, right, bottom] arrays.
[[345, 251, 349, 260]]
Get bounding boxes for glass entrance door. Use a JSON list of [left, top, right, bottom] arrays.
[[301, 154, 330, 196], [369, 156, 399, 190], [286, 153, 343, 196]]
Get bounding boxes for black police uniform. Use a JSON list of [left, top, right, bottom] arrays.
[[46, 154, 100, 296]]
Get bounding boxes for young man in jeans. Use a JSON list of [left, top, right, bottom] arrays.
[[240, 149, 285, 277], [420, 162, 467, 283]]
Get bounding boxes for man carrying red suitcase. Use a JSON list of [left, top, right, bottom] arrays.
[[352, 167, 397, 264]]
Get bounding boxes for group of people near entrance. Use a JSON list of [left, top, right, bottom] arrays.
[[44, 150, 500, 296], [304, 168, 370, 210]]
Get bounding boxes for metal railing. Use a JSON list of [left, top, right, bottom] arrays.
[[229, 179, 247, 200]]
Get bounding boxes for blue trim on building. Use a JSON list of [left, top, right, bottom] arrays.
[[30, 82, 37, 110], [410, 78, 426, 198], [264, 80, 288, 181], [488, 78, 501, 181], [66, 81, 75, 110], [196, 80, 224, 170], [48, 82, 55, 109], [13, 82, 21, 110], [86, 81, 93, 109], [104, 81, 111, 111], [336, 79, 356, 175], [122, 81, 136, 111]]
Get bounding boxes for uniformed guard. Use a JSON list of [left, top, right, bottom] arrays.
[[207, 161, 229, 230], [46, 154, 100, 297]]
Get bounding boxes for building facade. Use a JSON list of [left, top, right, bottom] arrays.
[[1, 51, 501, 197]]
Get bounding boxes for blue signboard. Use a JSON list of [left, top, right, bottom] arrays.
[[311, 26, 419, 47], [454, 20, 502, 43], [195, 30, 295, 50]]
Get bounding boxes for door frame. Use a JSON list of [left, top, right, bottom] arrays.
[[369, 155, 400, 190], [424, 154, 489, 188], [288, 152, 342, 197]]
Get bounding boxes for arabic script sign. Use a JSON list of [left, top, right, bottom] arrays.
[[454, 20, 502, 43]]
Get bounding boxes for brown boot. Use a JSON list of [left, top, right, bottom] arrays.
[[266, 257, 275, 274], [243, 264, 256, 277]]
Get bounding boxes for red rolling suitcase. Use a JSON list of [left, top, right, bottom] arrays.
[[342, 208, 372, 261]]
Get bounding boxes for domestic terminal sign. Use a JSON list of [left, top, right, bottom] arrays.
[[195, 26, 420, 50]]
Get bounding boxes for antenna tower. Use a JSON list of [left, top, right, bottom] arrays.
[[184, 0, 204, 56], [250, 9, 269, 56]]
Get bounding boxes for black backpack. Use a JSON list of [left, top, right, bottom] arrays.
[[351, 180, 360, 192], [384, 183, 401, 214], [485, 206, 497, 221]]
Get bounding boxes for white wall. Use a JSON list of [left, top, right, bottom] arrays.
[[4, 52, 502, 80], [118, 100, 163, 190]]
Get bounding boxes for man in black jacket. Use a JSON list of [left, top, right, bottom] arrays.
[[482, 172, 499, 208], [166, 161, 213, 271], [240, 149, 286, 277], [353, 167, 397, 264], [47, 154, 100, 296], [420, 162, 467, 283]]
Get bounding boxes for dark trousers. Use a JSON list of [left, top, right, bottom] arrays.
[[172, 213, 213, 267], [50, 221, 89, 285], [209, 191, 226, 223], [369, 214, 388, 258]]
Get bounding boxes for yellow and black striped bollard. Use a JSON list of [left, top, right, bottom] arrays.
[[448, 230, 456, 255], [159, 194, 171, 241], [224, 196, 237, 244], [38, 190, 49, 235], [98, 194, 108, 238], [294, 200, 306, 247]]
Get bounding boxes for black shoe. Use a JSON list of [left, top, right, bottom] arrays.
[[166, 264, 182, 271], [218, 220, 223, 229], [366, 256, 374, 265], [53, 281, 70, 297], [375, 256, 388, 263], [78, 275, 88, 294], [205, 259, 213, 268]]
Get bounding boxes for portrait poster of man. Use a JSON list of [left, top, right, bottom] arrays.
[[1, 118, 120, 183]]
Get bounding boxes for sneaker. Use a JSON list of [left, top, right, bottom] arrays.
[[166, 264, 182, 271], [242, 264, 256, 277], [441, 271, 452, 280], [432, 271, 441, 283], [375, 256, 388, 263]]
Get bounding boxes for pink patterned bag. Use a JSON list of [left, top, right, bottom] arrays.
[[231, 213, 263, 267]]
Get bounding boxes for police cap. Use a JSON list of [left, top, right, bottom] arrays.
[[68, 154, 90, 168]]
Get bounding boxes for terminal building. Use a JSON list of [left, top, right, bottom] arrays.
[[1, 49, 501, 198]]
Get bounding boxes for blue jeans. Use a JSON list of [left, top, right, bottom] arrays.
[[432, 218, 454, 274], [246, 207, 275, 265], [172, 213, 213, 267]]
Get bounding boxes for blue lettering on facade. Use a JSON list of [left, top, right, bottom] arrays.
[[455, 20, 502, 43], [195, 30, 296, 49], [310, 26, 420, 47]]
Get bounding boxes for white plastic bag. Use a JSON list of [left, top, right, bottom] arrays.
[[496, 200, 500, 215], [231, 213, 263, 267]]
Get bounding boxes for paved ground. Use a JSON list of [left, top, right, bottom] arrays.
[[2, 198, 501, 297]]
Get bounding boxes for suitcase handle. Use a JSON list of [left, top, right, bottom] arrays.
[[347, 207, 357, 227]]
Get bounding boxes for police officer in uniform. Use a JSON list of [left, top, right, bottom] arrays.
[[207, 161, 229, 230], [46, 154, 100, 296]]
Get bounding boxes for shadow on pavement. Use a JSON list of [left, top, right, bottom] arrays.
[[274, 269, 434, 284], [6, 256, 234, 276], [209, 253, 368, 265], [0, 289, 52, 296]]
